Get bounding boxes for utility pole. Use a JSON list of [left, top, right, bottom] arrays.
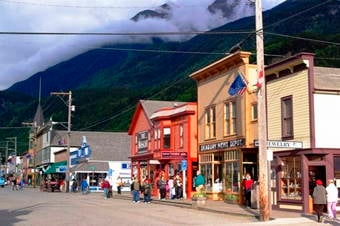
[[51, 91, 72, 192], [255, 0, 270, 221]]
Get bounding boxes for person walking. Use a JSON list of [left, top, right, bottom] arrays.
[[326, 179, 338, 220], [313, 179, 327, 223], [158, 175, 167, 200], [242, 173, 254, 208], [116, 176, 123, 195], [131, 177, 141, 203], [194, 170, 205, 193], [80, 178, 89, 195], [143, 176, 152, 203], [174, 174, 183, 199], [101, 178, 110, 199], [71, 179, 78, 192]]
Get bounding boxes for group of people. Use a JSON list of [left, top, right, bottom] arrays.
[[10, 176, 25, 191], [312, 179, 338, 223]]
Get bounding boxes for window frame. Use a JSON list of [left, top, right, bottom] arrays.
[[281, 95, 294, 139]]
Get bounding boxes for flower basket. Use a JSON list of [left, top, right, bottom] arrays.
[[192, 190, 207, 208]]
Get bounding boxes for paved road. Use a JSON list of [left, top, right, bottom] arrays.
[[1, 187, 339, 226]]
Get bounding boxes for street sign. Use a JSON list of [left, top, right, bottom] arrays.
[[181, 160, 187, 171], [254, 140, 303, 149]]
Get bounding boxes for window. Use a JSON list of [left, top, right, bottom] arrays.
[[281, 96, 293, 139], [163, 127, 171, 149], [205, 106, 216, 139], [251, 103, 258, 121], [179, 124, 184, 148], [279, 156, 302, 200], [224, 101, 237, 136]]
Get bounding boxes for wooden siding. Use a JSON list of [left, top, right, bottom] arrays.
[[267, 70, 311, 149]]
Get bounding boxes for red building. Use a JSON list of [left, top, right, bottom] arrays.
[[128, 100, 198, 198]]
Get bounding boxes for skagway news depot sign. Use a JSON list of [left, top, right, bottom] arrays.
[[200, 139, 245, 151]]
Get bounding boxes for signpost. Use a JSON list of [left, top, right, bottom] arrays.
[[181, 160, 187, 199]]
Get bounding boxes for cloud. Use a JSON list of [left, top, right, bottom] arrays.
[[0, 0, 285, 90]]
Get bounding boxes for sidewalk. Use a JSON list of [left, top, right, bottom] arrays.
[[112, 192, 306, 220]]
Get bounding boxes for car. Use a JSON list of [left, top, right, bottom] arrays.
[[0, 177, 5, 187]]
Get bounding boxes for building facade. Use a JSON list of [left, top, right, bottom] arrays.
[[266, 52, 340, 213], [128, 100, 198, 197], [190, 51, 259, 202]]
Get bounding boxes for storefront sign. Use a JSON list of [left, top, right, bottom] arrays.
[[161, 151, 187, 159], [200, 139, 245, 151], [137, 131, 148, 152]]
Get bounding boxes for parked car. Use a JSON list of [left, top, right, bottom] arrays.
[[0, 177, 5, 187]]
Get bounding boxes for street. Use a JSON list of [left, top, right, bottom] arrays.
[[0, 187, 338, 226]]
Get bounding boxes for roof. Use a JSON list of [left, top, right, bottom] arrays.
[[314, 67, 340, 91], [51, 131, 130, 161], [141, 100, 188, 119], [128, 100, 188, 134], [71, 161, 109, 173]]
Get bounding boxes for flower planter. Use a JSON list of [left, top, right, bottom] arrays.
[[192, 197, 207, 208]]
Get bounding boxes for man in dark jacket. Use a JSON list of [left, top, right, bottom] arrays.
[[312, 179, 327, 223]]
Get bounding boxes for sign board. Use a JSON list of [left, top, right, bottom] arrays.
[[254, 140, 303, 149], [181, 160, 187, 171]]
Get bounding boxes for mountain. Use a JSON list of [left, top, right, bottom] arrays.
[[1, 0, 340, 155]]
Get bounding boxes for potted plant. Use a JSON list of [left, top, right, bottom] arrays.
[[224, 193, 238, 204], [192, 190, 207, 208]]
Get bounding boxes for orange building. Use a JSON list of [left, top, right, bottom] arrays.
[[128, 100, 198, 198], [190, 51, 259, 202]]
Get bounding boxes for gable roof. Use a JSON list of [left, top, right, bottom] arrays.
[[51, 130, 130, 161], [128, 100, 187, 134]]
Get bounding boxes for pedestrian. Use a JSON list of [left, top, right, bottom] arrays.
[[143, 176, 152, 203], [101, 178, 110, 199], [242, 173, 254, 208], [326, 179, 338, 220], [71, 179, 78, 192], [194, 170, 205, 193], [80, 178, 88, 195], [313, 179, 327, 223], [158, 175, 167, 200], [168, 176, 175, 199], [116, 176, 123, 195], [174, 174, 183, 199], [131, 177, 140, 203]]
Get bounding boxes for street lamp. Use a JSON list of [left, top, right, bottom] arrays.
[[51, 91, 73, 192]]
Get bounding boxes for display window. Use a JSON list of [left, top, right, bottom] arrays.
[[279, 156, 302, 201]]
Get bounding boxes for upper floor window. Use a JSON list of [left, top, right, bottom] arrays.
[[251, 103, 258, 121], [281, 96, 293, 139], [224, 101, 237, 136], [205, 106, 216, 139], [163, 127, 171, 149], [179, 124, 184, 148]]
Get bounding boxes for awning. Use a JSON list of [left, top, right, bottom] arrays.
[[149, 159, 160, 164], [71, 161, 109, 173], [44, 161, 67, 174]]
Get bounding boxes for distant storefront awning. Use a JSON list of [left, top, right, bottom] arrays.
[[149, 160, 160, 164], [71, 162, 109, 173], [44, 161, 67, 174]]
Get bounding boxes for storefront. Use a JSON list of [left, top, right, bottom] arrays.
[[198, 139, 258, 201]]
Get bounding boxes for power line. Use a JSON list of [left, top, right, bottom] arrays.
[[0, 30, 253, 36], [265, 32, 340, 46]]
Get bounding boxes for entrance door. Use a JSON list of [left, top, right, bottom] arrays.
[[243, 152, 258, 181], [308, 166, 326, 195]]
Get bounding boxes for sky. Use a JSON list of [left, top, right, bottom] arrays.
[[0, 0, 285, 90]]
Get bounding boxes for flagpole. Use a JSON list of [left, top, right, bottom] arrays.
[[256, 0, 270, 221]]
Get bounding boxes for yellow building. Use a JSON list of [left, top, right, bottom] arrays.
[[190, 51, 259, 203]]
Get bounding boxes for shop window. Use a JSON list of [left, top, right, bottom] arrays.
[[224, 161, 240, 193], [279, 156, 302, 200], [281, 96, 294, 139], [200, 163, 212, 191], [163, 127, 171, 149], [205, 106, 216, 140], [224, 101, 237, 136]]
